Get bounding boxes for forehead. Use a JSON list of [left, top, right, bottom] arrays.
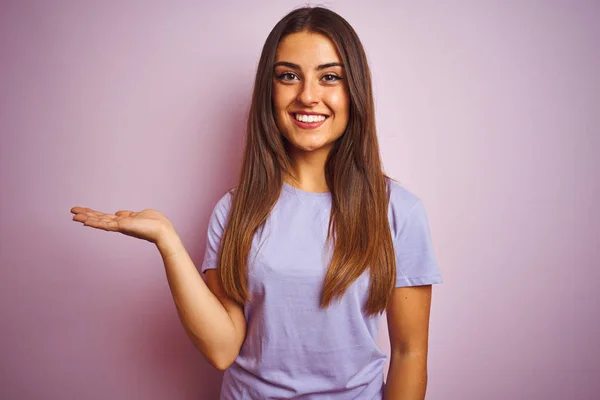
[[275, 31, 341, 66]]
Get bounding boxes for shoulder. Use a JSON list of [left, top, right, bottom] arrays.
[[387, 178, 421, 212], [386, 178, 424, 239], [215, 188, 235, 211], [209, 188, 235, 226]]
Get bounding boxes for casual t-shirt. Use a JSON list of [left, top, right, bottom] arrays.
[[201, 179, 443, 399]]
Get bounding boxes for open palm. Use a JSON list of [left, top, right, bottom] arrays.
[[70, 206, 174, 243]]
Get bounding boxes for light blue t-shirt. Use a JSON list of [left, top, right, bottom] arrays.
[[201, 179, 443, 399]]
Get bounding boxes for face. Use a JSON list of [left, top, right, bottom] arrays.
[[272, 31, 350, 156]]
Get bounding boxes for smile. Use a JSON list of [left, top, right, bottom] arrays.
[[294, 113, 327, 123], [290, 113, 329, 129]]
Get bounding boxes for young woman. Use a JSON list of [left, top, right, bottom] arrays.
[[71, 6, 442, 400]]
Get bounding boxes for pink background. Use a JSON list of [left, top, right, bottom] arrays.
[[1, 1, 598, 399]]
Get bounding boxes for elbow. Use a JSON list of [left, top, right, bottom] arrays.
[[213, 360, 232, 372], [203, 342, 239, 372], [390, 343, 428, 360], [208, 352, 236, 371], [186, 328, 240, 371]]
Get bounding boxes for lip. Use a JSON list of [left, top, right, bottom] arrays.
[[289, 112, 329, 130], [291, 111, 328, 116]]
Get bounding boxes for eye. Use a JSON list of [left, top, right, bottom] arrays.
[[322, 74, 342, 83], [276, 72, 299, 82]]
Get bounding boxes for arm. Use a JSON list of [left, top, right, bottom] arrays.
[[158, 231, 246, 371], [69, 204, 245, 371], [383, 285, 433, 400]]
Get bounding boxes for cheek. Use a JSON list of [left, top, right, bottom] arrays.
[[273, 85, 295, 115], [326, 90, 350, 118], [272, 87, 283, 112]]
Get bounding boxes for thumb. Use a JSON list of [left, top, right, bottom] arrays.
[[115, 210, 133, 217]]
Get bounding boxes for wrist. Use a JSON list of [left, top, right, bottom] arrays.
[[156, 226, 183, 259]]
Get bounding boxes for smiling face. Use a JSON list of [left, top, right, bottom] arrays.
[[272, 31, 350, 157]]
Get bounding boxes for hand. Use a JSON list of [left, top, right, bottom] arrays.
[[70, 206, 176, 244]]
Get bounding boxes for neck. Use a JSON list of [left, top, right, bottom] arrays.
[[285, 145, 331, 193]]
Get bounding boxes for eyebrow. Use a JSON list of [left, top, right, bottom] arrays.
[[273, 61, 344, 70]]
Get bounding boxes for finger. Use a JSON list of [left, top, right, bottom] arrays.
[[73, 213, 118, 226], [71, 207, 105, 217], [115, 210, 133, 217], [83, 217, 119, 231], [88, 211, 107, 219], [72, 213, 88, 222]]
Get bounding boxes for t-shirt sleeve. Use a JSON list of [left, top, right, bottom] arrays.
[[393, 199, 443, 287], [200, 192, 233, 274]]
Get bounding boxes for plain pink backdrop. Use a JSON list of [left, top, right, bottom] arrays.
[[1, 1, 598, 399]]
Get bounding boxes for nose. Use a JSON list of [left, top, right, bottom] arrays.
[[296, 79, 320, 106]]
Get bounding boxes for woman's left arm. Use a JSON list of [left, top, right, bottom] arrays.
[[383, 284, 433, 400]]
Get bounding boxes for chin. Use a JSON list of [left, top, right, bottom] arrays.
[[288, 138, 333, 153]]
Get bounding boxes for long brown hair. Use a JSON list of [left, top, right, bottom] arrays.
[[217, 6, 395, 315]]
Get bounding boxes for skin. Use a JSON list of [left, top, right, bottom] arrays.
[[273, 31, 433, 399], [384, 285, 432, 399], [272, 31, 349, 193], [69, 208, 246, 370], [70, 30, 433, 399]]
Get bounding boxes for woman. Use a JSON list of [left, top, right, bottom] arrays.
[[71, 6, 442, 399]]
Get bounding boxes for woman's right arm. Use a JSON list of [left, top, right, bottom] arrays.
[[70, 205, 245, 371], [157, 231, 246, 371]]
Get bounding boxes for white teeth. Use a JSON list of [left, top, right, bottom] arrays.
[[295, 114, 326, 123]]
